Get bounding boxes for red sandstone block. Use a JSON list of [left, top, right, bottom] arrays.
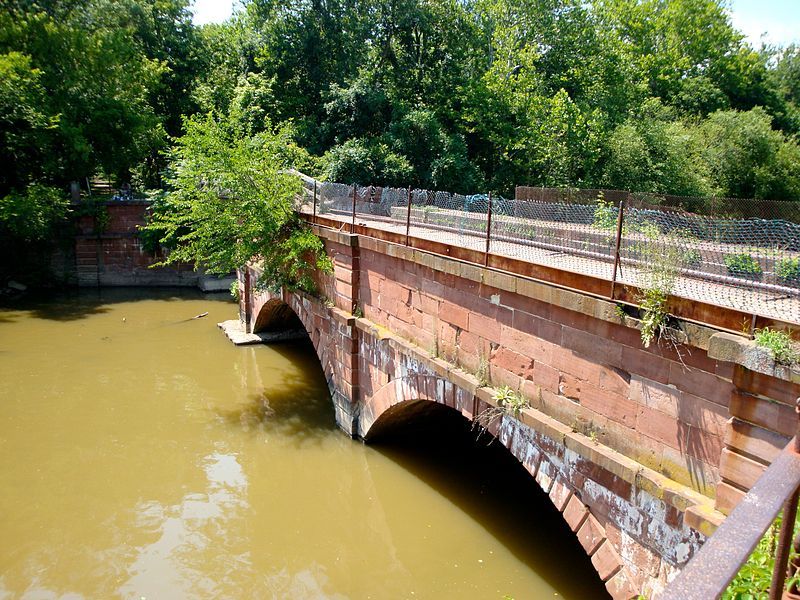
[[720, 448, 767, 490], [365, 270, 383, 291], [549, 478, 573, 511], [620, 345, 671, 384], [669, 363, 733, 408], [729, 389, 797, 437], [489, 364, 522, 392], [629, 376, 680, 417], [725, 418, 788, 465], [469, 311, 504, 344], [457, 348, 481, 374], [715, 481, 746, 515], [716, 360, 735, 381], [535, 459, 555, 493], [598, 366, 630, 396], [582, 384, 637, 428], [591, 540, 623, 582], [334, 264, 354, 285], [635, 404, 681, 449], [563, 495, 589, 532], [577, 513, 606, 555], [499, 325, 554, 363], [550, 303, 591, 331], [512, 310, 562, 345], [558, 373, 582, 401], [334, 279, 353, 301], [563, 326, 622, 367], [678, 392, 728, 438], [497, 291, 552, 320], [439, 300, 469, 330], [456, 388, 475, 418], [457, 327, 489, 358], [534, 361, 559, 393], [491, 347, 533, 379], [685, 426, 723, 467], [733, 366, 800, 405], [382, 280, 411, 305], [553, 347, 598, 384], [605, 568, 639, 600]]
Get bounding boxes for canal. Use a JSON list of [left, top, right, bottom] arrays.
[[0, 288, 607, 599]]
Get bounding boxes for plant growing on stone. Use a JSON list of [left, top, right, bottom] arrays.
[[475, 386, 530, 433], [635, 223, 676, 348], [476, 351, 490, 387], [494, 386, 528, 416], [754, 327, 799, 366]]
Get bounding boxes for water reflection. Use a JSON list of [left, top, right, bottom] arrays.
[[120, 453, 249, 599]]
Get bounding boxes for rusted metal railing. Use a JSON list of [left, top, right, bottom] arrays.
[[663, 400, 800, 600]]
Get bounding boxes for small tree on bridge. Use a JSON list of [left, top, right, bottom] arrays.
[[145, 113, 331, 292]]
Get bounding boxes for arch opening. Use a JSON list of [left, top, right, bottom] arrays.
[[252, 298, 306, 334], [365, 399, 610, 598]]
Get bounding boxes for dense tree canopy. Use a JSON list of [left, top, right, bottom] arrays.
[[3, 0, 800, 200], [4, 0, 800, 285]]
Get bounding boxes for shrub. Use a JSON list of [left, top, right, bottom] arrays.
[[776, 258, 800, 283], [724, 253, 762, 278]]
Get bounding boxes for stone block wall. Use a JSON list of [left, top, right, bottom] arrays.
[[74, 201, 197, 286]]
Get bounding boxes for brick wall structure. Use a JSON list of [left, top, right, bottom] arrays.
[[241, 224, 799, 599], [74, 201, 197, 286]]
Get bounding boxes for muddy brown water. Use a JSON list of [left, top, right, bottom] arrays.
[[0, 288, 607, 599]]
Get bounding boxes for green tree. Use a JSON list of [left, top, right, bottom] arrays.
[[699, 107, 800, 199], [147, 113, 330, 292]]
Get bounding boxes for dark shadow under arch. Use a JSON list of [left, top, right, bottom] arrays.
[[252, 298, 305, 334], [366, 400, 611, 599]]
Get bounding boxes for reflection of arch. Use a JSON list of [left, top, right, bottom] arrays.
[[361, 375, 638, 600], [252, 298, 305, 334]]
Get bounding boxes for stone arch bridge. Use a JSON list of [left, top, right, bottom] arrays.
[[238, 223, 800, 599]]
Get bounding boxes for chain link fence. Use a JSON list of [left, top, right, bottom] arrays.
[[294, 173, 800, 325]]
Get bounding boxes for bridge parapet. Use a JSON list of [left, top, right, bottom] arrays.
[[240, 221, 800, 598]]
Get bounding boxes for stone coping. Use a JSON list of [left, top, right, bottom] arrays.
[[709, 332, 800, 386]]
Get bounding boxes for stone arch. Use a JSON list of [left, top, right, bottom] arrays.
[[252, 297, 305, 334], [360, 376, 639, 600], [249, 289, 334, 400]]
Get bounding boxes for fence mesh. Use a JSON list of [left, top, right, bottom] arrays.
[[295, 175, 800, 325]]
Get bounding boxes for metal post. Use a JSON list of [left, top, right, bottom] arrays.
[[769, 399, 800, 600], [609, 199, 625, 300], [770, 491, 800, 599], [312, 180, 317, 222], [351, 184, 357, 232], [485, 191, 493, 267], [405, 186, 413, 246]]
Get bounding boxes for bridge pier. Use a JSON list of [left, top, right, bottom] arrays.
[[240, 223, 800, 599]]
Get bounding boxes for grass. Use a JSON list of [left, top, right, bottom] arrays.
[[754, 327, 799, 366]]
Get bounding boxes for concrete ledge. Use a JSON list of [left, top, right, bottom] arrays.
[[217, 320, 307, 345], [708, 332, 800, 385]]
